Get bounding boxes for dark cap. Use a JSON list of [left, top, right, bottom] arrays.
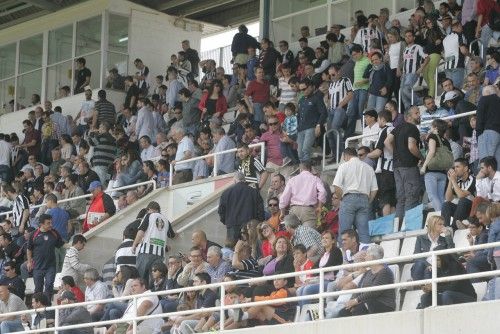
[[368, 14, 379, 20], [363, 109, 378, 119]]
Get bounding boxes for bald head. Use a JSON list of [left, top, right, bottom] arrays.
[[191, 230, 207, 247]]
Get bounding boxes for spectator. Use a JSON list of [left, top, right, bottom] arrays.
[[411, 216, 454, 281], [476, 85, 500, 164], [171, 127, 195, 184], [365, 51, 393, 112], [267, 173, 285, 204], [133, 58, 150, 96], [178, 88, 200, 137], [0, 279, 28, 333], [106, 68, 125, 91], [261, 115, 284, 167], [82, 181, 115, 232], [88, 121, 116, 185], [166, 66, 183, 110], [61, 174, 86, 218], [400, 30, 427, 110], [231, 24, 259, 65], [442, 158, 476, 229], [284, 213, 323, 260], [74, 57, 91, 94], [361, 109, 380, 148], [476, 156, 500, 202], [115, 224, 137, 270], [45, 193, 69, 270], [218, 172, 264, 243], [1, 261, 24, 300], [139, 135, 159, 162], [2, 184, 29, 235], [236, 143, 268, 188], [20, 119, 41, 160], [58, 290, 92, 333], [259, 38, 280, 79], [113, 150, 143, 191], [462, 218, 490, 278], [487, 203, 500, 269], [27, 213, 64, 298], [244, 67, 270, 125], [83, 268, 109, 322], [92, 90, 116, 131], [211, 127, 236, 175], [132, 201, 174, 282], [60, 234, 91, 286], [206, 245, 232, 283], [74, 88, 95, 135], [191, 230, 222, 261], [181, 40, 200, 77], [176, 246, 209, 287]]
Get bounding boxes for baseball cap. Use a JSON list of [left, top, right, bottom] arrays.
[[443, 91, 459, 102], [87, 180, 102, 192], [60, 290, 76, 301]]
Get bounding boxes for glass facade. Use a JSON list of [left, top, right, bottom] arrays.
[[0, 11, 129, 113]]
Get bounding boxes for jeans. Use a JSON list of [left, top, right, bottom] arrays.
[[478, 130, 500, 170], [101, 301, 128, 321], [411, 259, 430, 281], [93, 165, 110, 186], [400, 73, 419, 111], [280, 142, 299, 164], [345, 89, 368, 139], [252, 102, 265, 124], [424, 172, 447, 212], [338, 299, 393, 316], [441, 198, 472, 229], [466, 252, 491, 281], [419, 290, 476, 308], [366, 94, 387, 113], [339, 193, 370, 244], [297, 280, 331, 307], [445, 68, 465, 92], [480, 24, 500, 61], [0, 165, 11, 184], [394, 166, 422, 223], [297, 128, 316, 162], [33, 266, 56, 299], [0, 319, 25, 333], [327, 107, 346, 159]]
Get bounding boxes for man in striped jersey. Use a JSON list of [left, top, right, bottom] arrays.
[[354, 14, 384, 54], [2, 184, 29, 236], [132, 201, 175, 282], [60, 234, 91, 286], [400, 30, 427, 110], [327, 64, 353, 161], [443, 20, 468, 90], [88, 121, 116, 186]]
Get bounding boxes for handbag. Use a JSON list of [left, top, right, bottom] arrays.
[[427, 135, 453, 171]]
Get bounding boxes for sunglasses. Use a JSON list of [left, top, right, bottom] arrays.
[[268, 122, 278, 126]]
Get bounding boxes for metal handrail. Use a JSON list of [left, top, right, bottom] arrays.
[[344, 110, 477, 148], [434, 60, 446, 98], [168, 141, 265, 187], [469, 38, 484, 60], [4, 240, 500, 333], [322, 128, 340, 168], [0, 180, 157, 219]]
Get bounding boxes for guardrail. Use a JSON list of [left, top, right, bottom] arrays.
[[168, 142, 265, 187], [4, 240, 500, 333], [343, 110, 477, 149], [0, 180, 157, 219]]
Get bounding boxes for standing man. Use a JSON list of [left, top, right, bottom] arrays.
[[279, 161, 326, 228], [332, 147, 378, 244], [132, 201, 174, 282], [182, 40, 200, 78], [60, 234, 91, 287], [45, 193, 70, 272], [178, 88, 200, 137], [27, 213, 64, 299], [385, 106, 424, 223], [2, 184, 29, 235], [400, 30, 427, 110], [296, 78, 327, 162], [212, 128, 236, 175], [88, 121, 116, 185], [218, 172, 264, 243], [92, 89, 116, 129], [476, 85, 500, 164], [0, 134, 12, 184], [124, 76, 140, 111], [244, 66, 270, 125], [74, 57, 91, 94], [75, 88, 95, 135], [231, 24, 260, 65], [133, 58, 150, 96], [443, 20, 468, 90], [260, 115, 284, 168], [236, 143, 268, 189]]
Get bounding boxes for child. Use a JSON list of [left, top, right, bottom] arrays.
[[280, 102, 299, 166], [156, 159, 170, 188], [292, 244, 315, 288], [233, 274, 296, 325]]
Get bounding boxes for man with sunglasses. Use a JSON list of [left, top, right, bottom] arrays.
[[1, 261, 24, 300], [261, 116, 284, 168]]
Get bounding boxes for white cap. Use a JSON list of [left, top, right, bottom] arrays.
[[443, 91, 459, 103]]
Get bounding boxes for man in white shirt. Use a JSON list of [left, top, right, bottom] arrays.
[[361, 109, 380, 148], [75, 88, 95, 135], [333, 147, 378, 244], [83, 268, 109, 322], [476, 156, 500, 202], [139, 135, 159, 162], [171, 127, 195, 185], [0, 133, 12, 183]]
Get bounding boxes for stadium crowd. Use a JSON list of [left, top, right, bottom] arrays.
[[0, 0, 500, 333]]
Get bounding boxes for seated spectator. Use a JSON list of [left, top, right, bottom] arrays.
[[297, 231, 343, 307], [112, 150, 143, 191], [171, 127, 195, 185], [261, 236, 295, 288], [191, 230, 222, 261], [487, 203, 500, 270], [411, 216, 454, 281], [30, 292, 55, 329], [56, 275, 85, 304], [83, 268, 109, 322], [418, 252, 477, 308], [139, 135, 159, 162], [361, 109, 380, 148], [177, 246, 209, 287], [156, 159, 170, 187], [199, 80, 228, 122], [138, 160, 157, 197], [77, 161, 100, 194], [462, 219, 490, 279], [161, 255, 183, 313], [206, 245, 232, 283], [338, 244, 395, 316], [211, 127, 236, 175], [61, 173, 86, 218], [420, 96, 450, 135], [1, 261, 24, 300], [58, 290, 93, 333], [476, 156, 500, 202], [442, 158, 476, 229], [0, 279, 28, 333], [284, 214, 323, 261], [320, 193, 340, 234], [150, 262, 167, 293], [258, 221, 277, 259], [265, 197, 281, 230], [102, 265, 139, 321], [292, 244, 315, 288], [266, 174, 285, 204]]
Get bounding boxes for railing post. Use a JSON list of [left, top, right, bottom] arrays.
[[434, 65, 439, 98], [398, 89, 401, 114], [318, 270, 324, 320], [322, 131, 327, 169], [54, 307, 59, 334], [411, 87, 414, 105], [169, 163, 174, 187], [213, 154, 218, 177], [132, 296, 138, 334], [431, 252, 438, 307], [219, 285, 225, 331], [260, 142, 265, 164]]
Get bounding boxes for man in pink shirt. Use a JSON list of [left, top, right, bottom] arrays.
[[260, 116, 283, 168], [279, 161, 327, 228]]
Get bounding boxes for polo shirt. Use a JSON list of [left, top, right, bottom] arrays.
[[245, 79, 270, 103], [174, 136, 195, 171], [333, 157, 378, 196], [27, 228, 64, 270]]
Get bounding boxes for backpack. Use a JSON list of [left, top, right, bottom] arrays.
[[490, 2, 500, 31]]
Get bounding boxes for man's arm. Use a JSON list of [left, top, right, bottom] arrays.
[[407, 137, 423, 160], [258, 170, 269, 190], [19, 208, 29, 234], [132, 230, 145, 253], [333, 185, 343, 201]]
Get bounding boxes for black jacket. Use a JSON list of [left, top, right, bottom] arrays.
[[297, 90, 327, 132], [218, 182, 264, 228], [414, 233, 454, 254], [477, 94, 500, 136], [231, 32, 260, 55]]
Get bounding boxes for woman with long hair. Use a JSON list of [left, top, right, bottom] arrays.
[[198, 79, 228, 121], [112, 149, 143, 190]]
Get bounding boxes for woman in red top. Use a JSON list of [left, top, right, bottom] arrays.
[[198, 79, 228, 121], [477, 0, 500, 56], [258, 222, 276, 258]]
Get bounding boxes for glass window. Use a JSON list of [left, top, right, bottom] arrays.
[[46, 61, 73, 101], [108, 14, 128, 53], [0, 43, 16, 79], [0, 79, 15, 114], [76, 15, 102, 56], [48, 25, 73, 65], [17, 70, 42, 109], [107, 52, 128, 75], [19, 34, 43, 74]]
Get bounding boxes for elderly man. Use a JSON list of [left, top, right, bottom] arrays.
[[171, 127, 195, 185], [279, 161, 326, 228], [82, 181, 116, 232], [333, 147, 378, 244], [212, 127, 236, 175], [206, 246, 232, 283], [0, 279, 28, 333], [191, 230, 221, 261], [83, 268, 109, 322], [284, 214, 323, 261]]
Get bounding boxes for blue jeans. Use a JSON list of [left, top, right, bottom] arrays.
[[424, 172, 447, 212], [345, 89, 368, 139], [419, 290, 476, 308], [0, 319, 25, 333], [101, 301, 128, 321], [33, 266, 56, 298], [400, 73, 419, 110], [327, 107, 346, 159], [478, 130, 500, 170], [0, 165, 11, 184], [280, 141, 299, 164], [444, 68, 465, 91], [297, 128, 316, 162], [297, 280, 332, 307], [367, 94, 387, 113], [339, 193, 370, 244], [411, 259, 430, 281], [481, 24, 500, 61], [252, 102, 264, 124]]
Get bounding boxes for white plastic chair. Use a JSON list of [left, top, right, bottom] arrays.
[[400, 237, 417, 257], [297, 303, 320, 322], [401, 290, 423, 311], [400, 263, 413, 283], [473, 282, 488, 301], [25, 277, 35, 296], [381, 239, 401, 259]]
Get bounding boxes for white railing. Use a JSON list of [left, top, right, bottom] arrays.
[[0, 180, 157, 219], [343, 110, 477, 148], [434, 60, 446, 99], [168, 142, 265, 187], [5, 240, 500, 333]]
